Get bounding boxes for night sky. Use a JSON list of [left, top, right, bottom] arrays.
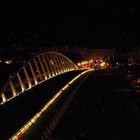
[[1, 1, 139, 52]]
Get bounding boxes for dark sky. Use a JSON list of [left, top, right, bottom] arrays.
[[1, 1, 139, 51]]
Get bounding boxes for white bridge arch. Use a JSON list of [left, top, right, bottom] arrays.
[[0, 51, 78, 104]]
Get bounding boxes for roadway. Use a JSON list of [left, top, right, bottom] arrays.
[[50, 69, 140, 140]]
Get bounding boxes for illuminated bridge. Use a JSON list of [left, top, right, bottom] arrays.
[[0, 51, 140, 140], [0, 51, 91, 139]]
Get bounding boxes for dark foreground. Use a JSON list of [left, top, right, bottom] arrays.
[[1, 67, 140, 140], [51, 68, 140, 140]]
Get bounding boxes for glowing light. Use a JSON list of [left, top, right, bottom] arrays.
[[100, 62, 106, 67], [77, 63, 81, 66], [85, 61, 88, 64], [5, 60, 12, 64], [89, 60, 93, 63]]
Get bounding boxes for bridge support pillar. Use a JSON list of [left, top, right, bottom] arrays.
[[23, 66, 32, 89], [42, 54, 51, 78], [38, 56, 47, 80], [10, 81, 17, 96], [1, 93, 6, 103], [28, 62, 38, 85], [33, 58, 43, 81], [17, 73, 25, 92]]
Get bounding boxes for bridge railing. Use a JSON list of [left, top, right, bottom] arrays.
[[0, 51, 78, 104]]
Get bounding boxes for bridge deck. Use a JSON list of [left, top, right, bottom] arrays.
[[1, 68, 140, 140], [51, 69, 140, 140], [0, 70, 84, 140]]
